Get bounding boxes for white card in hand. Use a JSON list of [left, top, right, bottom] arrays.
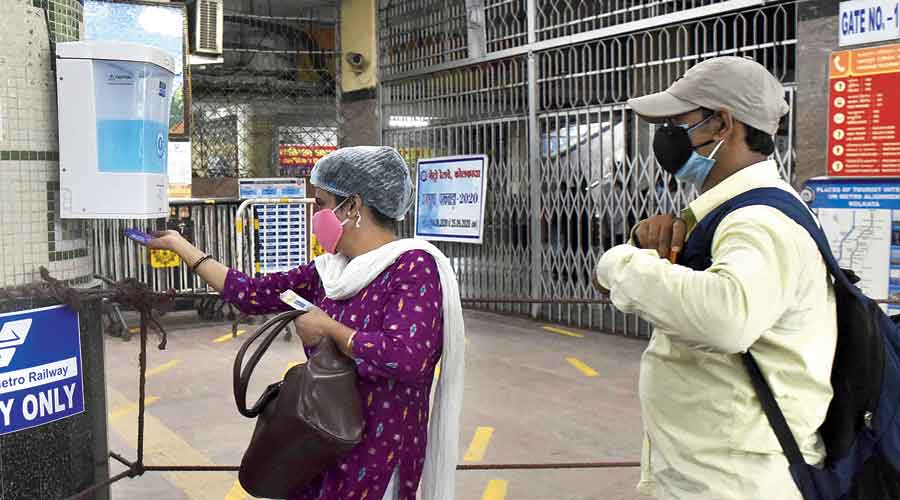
[[279, 290, 315, 312]]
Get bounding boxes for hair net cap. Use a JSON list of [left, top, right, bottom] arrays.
[[310, 146, 413, 221]]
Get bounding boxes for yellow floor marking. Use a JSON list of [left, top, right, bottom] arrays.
[[567, 357, 599, 377], [464, 426, 495, 462], [283, 361, 302, 378], [146, 360, 181, 379], [108, 396, 160, 422], [106, 387, 236, 499], [542, 326, 584, 338], [129, 327, 140, 334], [225, 480, 249, 500], [213, 329, 246, 344], [482, 479, 508, 500]]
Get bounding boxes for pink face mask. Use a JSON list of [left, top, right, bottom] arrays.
[[312, 199, 351, 254]]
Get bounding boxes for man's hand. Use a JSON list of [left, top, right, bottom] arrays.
[[634, 215, 687, 262]]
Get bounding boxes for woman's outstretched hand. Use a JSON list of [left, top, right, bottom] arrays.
[[147, 230, 186, 251]]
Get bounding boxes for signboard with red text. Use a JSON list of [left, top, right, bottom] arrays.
[[278, 145, 337, 173], [828, 43, 900, 176]]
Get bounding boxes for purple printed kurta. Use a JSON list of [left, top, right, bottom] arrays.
[[221, 250, 444, 500]]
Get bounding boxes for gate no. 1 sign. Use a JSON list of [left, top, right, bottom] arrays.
[[0, 305, 84, 436], [840, 0, 900, 47]]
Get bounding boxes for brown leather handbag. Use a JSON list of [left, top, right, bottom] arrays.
[[233, 310, 364, 499]]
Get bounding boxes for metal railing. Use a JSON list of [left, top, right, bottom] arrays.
[[91, 199, 242, 294]]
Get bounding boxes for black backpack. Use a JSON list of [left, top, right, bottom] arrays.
[[679, 187, 900, 499]]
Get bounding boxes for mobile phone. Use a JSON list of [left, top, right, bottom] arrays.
[[124, 228, 153, 245], [280, 290, 315, 312]]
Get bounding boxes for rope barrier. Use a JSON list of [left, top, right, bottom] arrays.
[[17, 272, 885, 498]]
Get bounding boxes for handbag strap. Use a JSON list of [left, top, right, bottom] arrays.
[[233, 310, 304, 418]]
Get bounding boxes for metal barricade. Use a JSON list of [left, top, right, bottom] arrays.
[[92, 197, 317, 328], [234, 198, 316, 279], [91, 199, 242, 294]]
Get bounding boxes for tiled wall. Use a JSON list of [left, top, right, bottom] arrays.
[[0, 0, 91, 287], [34, 0, 83, 46]]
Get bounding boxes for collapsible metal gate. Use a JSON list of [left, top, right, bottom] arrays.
[[379, 0, 797, 335]]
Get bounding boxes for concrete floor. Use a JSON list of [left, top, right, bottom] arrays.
[[103, 309, 647, 500]]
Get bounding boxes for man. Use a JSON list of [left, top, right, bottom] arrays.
[[594, 57, 837, 499]]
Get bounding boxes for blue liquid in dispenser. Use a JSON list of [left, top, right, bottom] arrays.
[[96, 120, 168, 173]]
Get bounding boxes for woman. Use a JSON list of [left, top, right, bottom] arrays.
[[146, 146, 464, 500]]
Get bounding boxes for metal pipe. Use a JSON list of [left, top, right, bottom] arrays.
[[457, 461, 640, 470], [62, 470, 134, 500], [109, 451, 134, 469], [140, 462, 640, 473], [526, 0, 541, 320], [143, 465, 241, 472]]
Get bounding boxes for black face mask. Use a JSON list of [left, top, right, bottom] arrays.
[[652, 115, 717, 175]]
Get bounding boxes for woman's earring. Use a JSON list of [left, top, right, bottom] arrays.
[[355, 213, 362, 228]]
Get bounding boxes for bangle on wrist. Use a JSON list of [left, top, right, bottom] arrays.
[[346, 331, 358, 354], [190, 254, 213, 273]]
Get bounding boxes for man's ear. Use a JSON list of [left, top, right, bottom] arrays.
[[714, 108, 735, 142]]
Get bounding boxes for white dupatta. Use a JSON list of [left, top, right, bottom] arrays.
[[315, 239, 465, 500]]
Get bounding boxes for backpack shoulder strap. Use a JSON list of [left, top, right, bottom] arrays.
[[742, 352, 807, 466], [688, 187, 855, 292], [684, 187, 850, 469]]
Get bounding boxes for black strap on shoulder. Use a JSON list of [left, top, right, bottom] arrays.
[[742, 352, 806, 465], [689, 187, 850, 468], [692, 187, 855, 292]]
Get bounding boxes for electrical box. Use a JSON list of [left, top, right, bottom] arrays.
[[56, 41, 176, 219]]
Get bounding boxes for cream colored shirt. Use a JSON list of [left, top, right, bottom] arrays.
[[595, 160, 837, 500]]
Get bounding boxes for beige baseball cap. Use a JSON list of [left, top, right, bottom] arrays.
[[627, 56, 789, 135]]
